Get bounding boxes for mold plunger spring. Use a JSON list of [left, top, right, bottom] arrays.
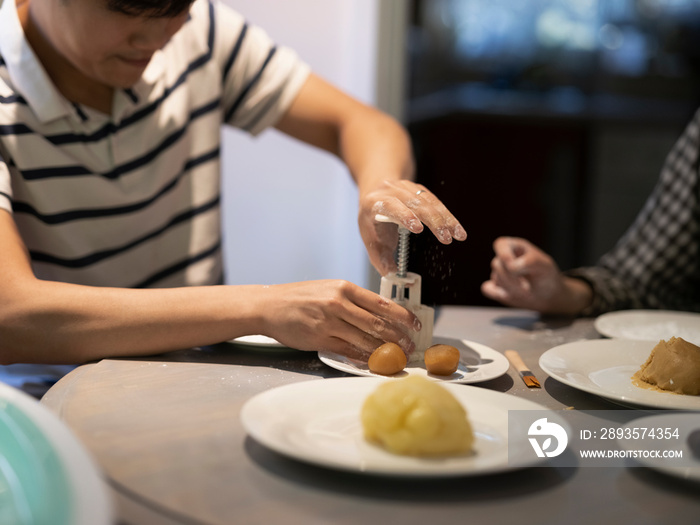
[[374, 214, 412, 304], [396, 226, 410, 279]]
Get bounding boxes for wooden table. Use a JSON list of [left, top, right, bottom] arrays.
[[41, 306, 700, 525]]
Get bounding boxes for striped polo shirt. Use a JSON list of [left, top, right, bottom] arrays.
[[0, 0, 310, 288]]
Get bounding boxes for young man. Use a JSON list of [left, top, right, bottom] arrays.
[[0, 0, 467, 366], [482, 109, 700, 316]]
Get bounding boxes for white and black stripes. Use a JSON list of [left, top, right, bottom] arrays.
[[11, 147, 220, 225], [0, 0, 310, 289], [16, 99, 221, 183], [224, 45, 278, 123], [29, 195, 221, 269]]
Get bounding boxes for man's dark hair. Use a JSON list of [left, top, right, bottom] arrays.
[[106, 0, 194, 18]]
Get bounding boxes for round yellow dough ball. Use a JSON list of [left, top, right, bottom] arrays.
[[368, 342, 407, 376], [361, 376, 474, 456], [424, 344, 461, 376]]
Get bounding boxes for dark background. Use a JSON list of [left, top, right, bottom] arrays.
[[404, 0, 700, 306]]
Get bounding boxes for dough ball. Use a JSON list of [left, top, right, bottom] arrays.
[[368, 342, 407, 376], [424, 344, 460, 376], [361, 376, 474, 456]]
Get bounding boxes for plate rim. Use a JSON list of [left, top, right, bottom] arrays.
[[240, 376, 561, 477], [229, 335, 286, 348], [317, 337, 509, 384], [617, 413, 700, 481], [539, 339, 700, 410], [594, 309, 700, 342]]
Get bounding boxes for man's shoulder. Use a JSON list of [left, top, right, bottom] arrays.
[[164, 0, 247, 72], [186, 0, 245, 32], [168, 0, 241, 51]]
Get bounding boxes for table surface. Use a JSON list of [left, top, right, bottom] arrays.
[[41, 306, 700, 525]]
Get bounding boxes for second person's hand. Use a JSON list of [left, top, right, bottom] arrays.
[[481, 237, 586, 314], [481, 236, 591, 315]]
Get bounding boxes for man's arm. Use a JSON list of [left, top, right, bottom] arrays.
[[0, 209, 418, 364], [275, 73, 467, 275], [0, 210, 264, 363]]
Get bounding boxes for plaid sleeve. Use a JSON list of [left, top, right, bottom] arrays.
[[564, 109, 700, 316]]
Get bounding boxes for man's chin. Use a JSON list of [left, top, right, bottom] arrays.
[[113, 80, 140, 89], [108, 73, 145, 90], [105, 63, 150, 89]]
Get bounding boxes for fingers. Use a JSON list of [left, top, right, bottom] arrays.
[[369, 181, 467, 245], [481, 274, 530, 307], [492, 236, 549, 276], [323, 339, 374, 362], [368, 246, 397, 277], [342, 286, 419, 353], [317, 333, 378, 362], [273, 281, 420, 361], [372, 197, 424, 235], [406, 183, 467, 244], [481, 279, 510, 304], [363, 221, 399, 276], [493, 237, 519, 263], [493, 237, 527, 269], [321, 310, 411, 356], [491, 257, 531, 295], [481, 249, 536, 306]]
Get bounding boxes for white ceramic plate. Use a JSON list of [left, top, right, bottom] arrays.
[[318, 337, 509, 384], [540, 339, 700, 410], [594, 310, 700, 345], [229, 335, 287, 348], [241, 377, 559, 477], [617, 413, 700, 481], [0, 382, 112, 525]]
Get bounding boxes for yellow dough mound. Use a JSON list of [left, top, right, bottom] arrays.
[[361, 376, 474, 456], [633, 337, 700, 395]]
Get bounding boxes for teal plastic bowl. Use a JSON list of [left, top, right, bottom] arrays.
[[0, 383, 112, 525], [0, 400, 72, 524]]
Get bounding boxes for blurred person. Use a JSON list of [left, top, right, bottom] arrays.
[[0, 0, 467, 377], [482, 109, 700, 316]]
